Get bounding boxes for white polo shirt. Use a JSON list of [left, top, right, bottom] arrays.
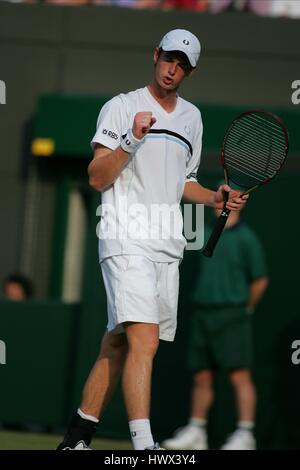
[[91, 86, 203, 262]]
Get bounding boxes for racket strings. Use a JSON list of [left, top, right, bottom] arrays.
[[229, 118, 287, 157], [226, 150, 281, 187], [245, 112, 284, 131], [228, 117, 286, 162], [224, 112, 287, 187], [226, 139, 281, 173], [229, 120, 286, 155], [226, 138, 282, 177], [225, 140, 281, 183], [226, 151, 279, 177]]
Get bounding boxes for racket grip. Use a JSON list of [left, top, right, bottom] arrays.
[[202, 209, 230, 257]]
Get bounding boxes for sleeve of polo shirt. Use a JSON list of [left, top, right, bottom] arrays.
[[91, 95, 128, 151], [185, 109, 203, 183]]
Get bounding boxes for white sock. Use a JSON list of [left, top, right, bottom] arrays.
[[129, 419, 154, 450], [237, 420, 254, 431], [77, 408, 99, 424], [189, 417, 207, 428]]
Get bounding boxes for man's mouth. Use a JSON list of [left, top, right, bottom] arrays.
[[163, 77, 173, 85]]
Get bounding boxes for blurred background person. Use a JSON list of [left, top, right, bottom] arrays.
[[45, 0, 90, 5], [2, 273, 34, 301], [268, 0, 300, 18], [90, 0, 162, 8], [162, 0, 209, 11], [209, 0, 248, 13], [209, 0, 300, 18], [163, 203, 269, 450]]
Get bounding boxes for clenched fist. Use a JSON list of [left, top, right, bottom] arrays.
[[132, 112, 156, 140]]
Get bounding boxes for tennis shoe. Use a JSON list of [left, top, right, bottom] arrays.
[[145, 442, 164, 450], [220, 429, 255, 450], [57, 439, 92, 450], [162, 425, 207, 450]]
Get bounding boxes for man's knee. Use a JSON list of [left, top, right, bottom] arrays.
[[140, 335, 159, 357], [99, 332, 128, 361], [125, 322, 159, 358], [129, 335, 159, 358], [229, 368, 253, 387], [193, 370, 213, 388]]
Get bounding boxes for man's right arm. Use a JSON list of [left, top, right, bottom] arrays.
[[88, 144, 131, 192], [88, 111, 156, 192]]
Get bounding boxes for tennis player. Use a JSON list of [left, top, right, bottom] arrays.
[[57, 29, 248, 451]]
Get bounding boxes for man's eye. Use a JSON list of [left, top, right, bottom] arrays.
[[179, 64, 189, 72]]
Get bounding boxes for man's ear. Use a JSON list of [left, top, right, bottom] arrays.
[[187, 67, 196, 77], [153, 48, 160, 65]]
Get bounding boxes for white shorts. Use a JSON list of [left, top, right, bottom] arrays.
[[100, 255, 180, 342]]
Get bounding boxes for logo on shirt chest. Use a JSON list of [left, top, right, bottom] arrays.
[[184, 125, 191, 135]]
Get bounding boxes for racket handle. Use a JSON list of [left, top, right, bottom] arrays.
[[202, 208, 230, 257]]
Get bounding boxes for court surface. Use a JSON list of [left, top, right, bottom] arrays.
[[0, 430, 132, 450]]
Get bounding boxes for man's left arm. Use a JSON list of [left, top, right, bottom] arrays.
[[247, 276, 269, 314], [182, 181, 248, 211]]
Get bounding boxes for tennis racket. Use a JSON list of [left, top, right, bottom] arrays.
[[202, 109, 289, 258]]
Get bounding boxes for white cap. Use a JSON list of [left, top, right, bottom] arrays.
[[159, 29, 201, 68]]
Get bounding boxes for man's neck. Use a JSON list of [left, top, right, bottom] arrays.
[[147, 82, 178, 113]]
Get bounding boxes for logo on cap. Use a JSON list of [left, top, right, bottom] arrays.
[[183, 39, 190, 45]]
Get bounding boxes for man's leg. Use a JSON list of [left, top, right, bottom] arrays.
[[80, 330, 128, 417], [229, 368, 256, 423], [57, 330, 128, 449], [122, 322, 159, 450], [220, 368, 256, 450], [190, 369, 214, 420]]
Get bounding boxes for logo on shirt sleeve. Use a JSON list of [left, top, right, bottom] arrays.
[[102, 128, 119, 140], [186, 172, 197, 180]]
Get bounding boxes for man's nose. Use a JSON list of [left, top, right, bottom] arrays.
[[168, 63, 177, 75]]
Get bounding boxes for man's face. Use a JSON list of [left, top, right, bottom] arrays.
[[153, 49, 193, 91], [4, 282, 27, 301]]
